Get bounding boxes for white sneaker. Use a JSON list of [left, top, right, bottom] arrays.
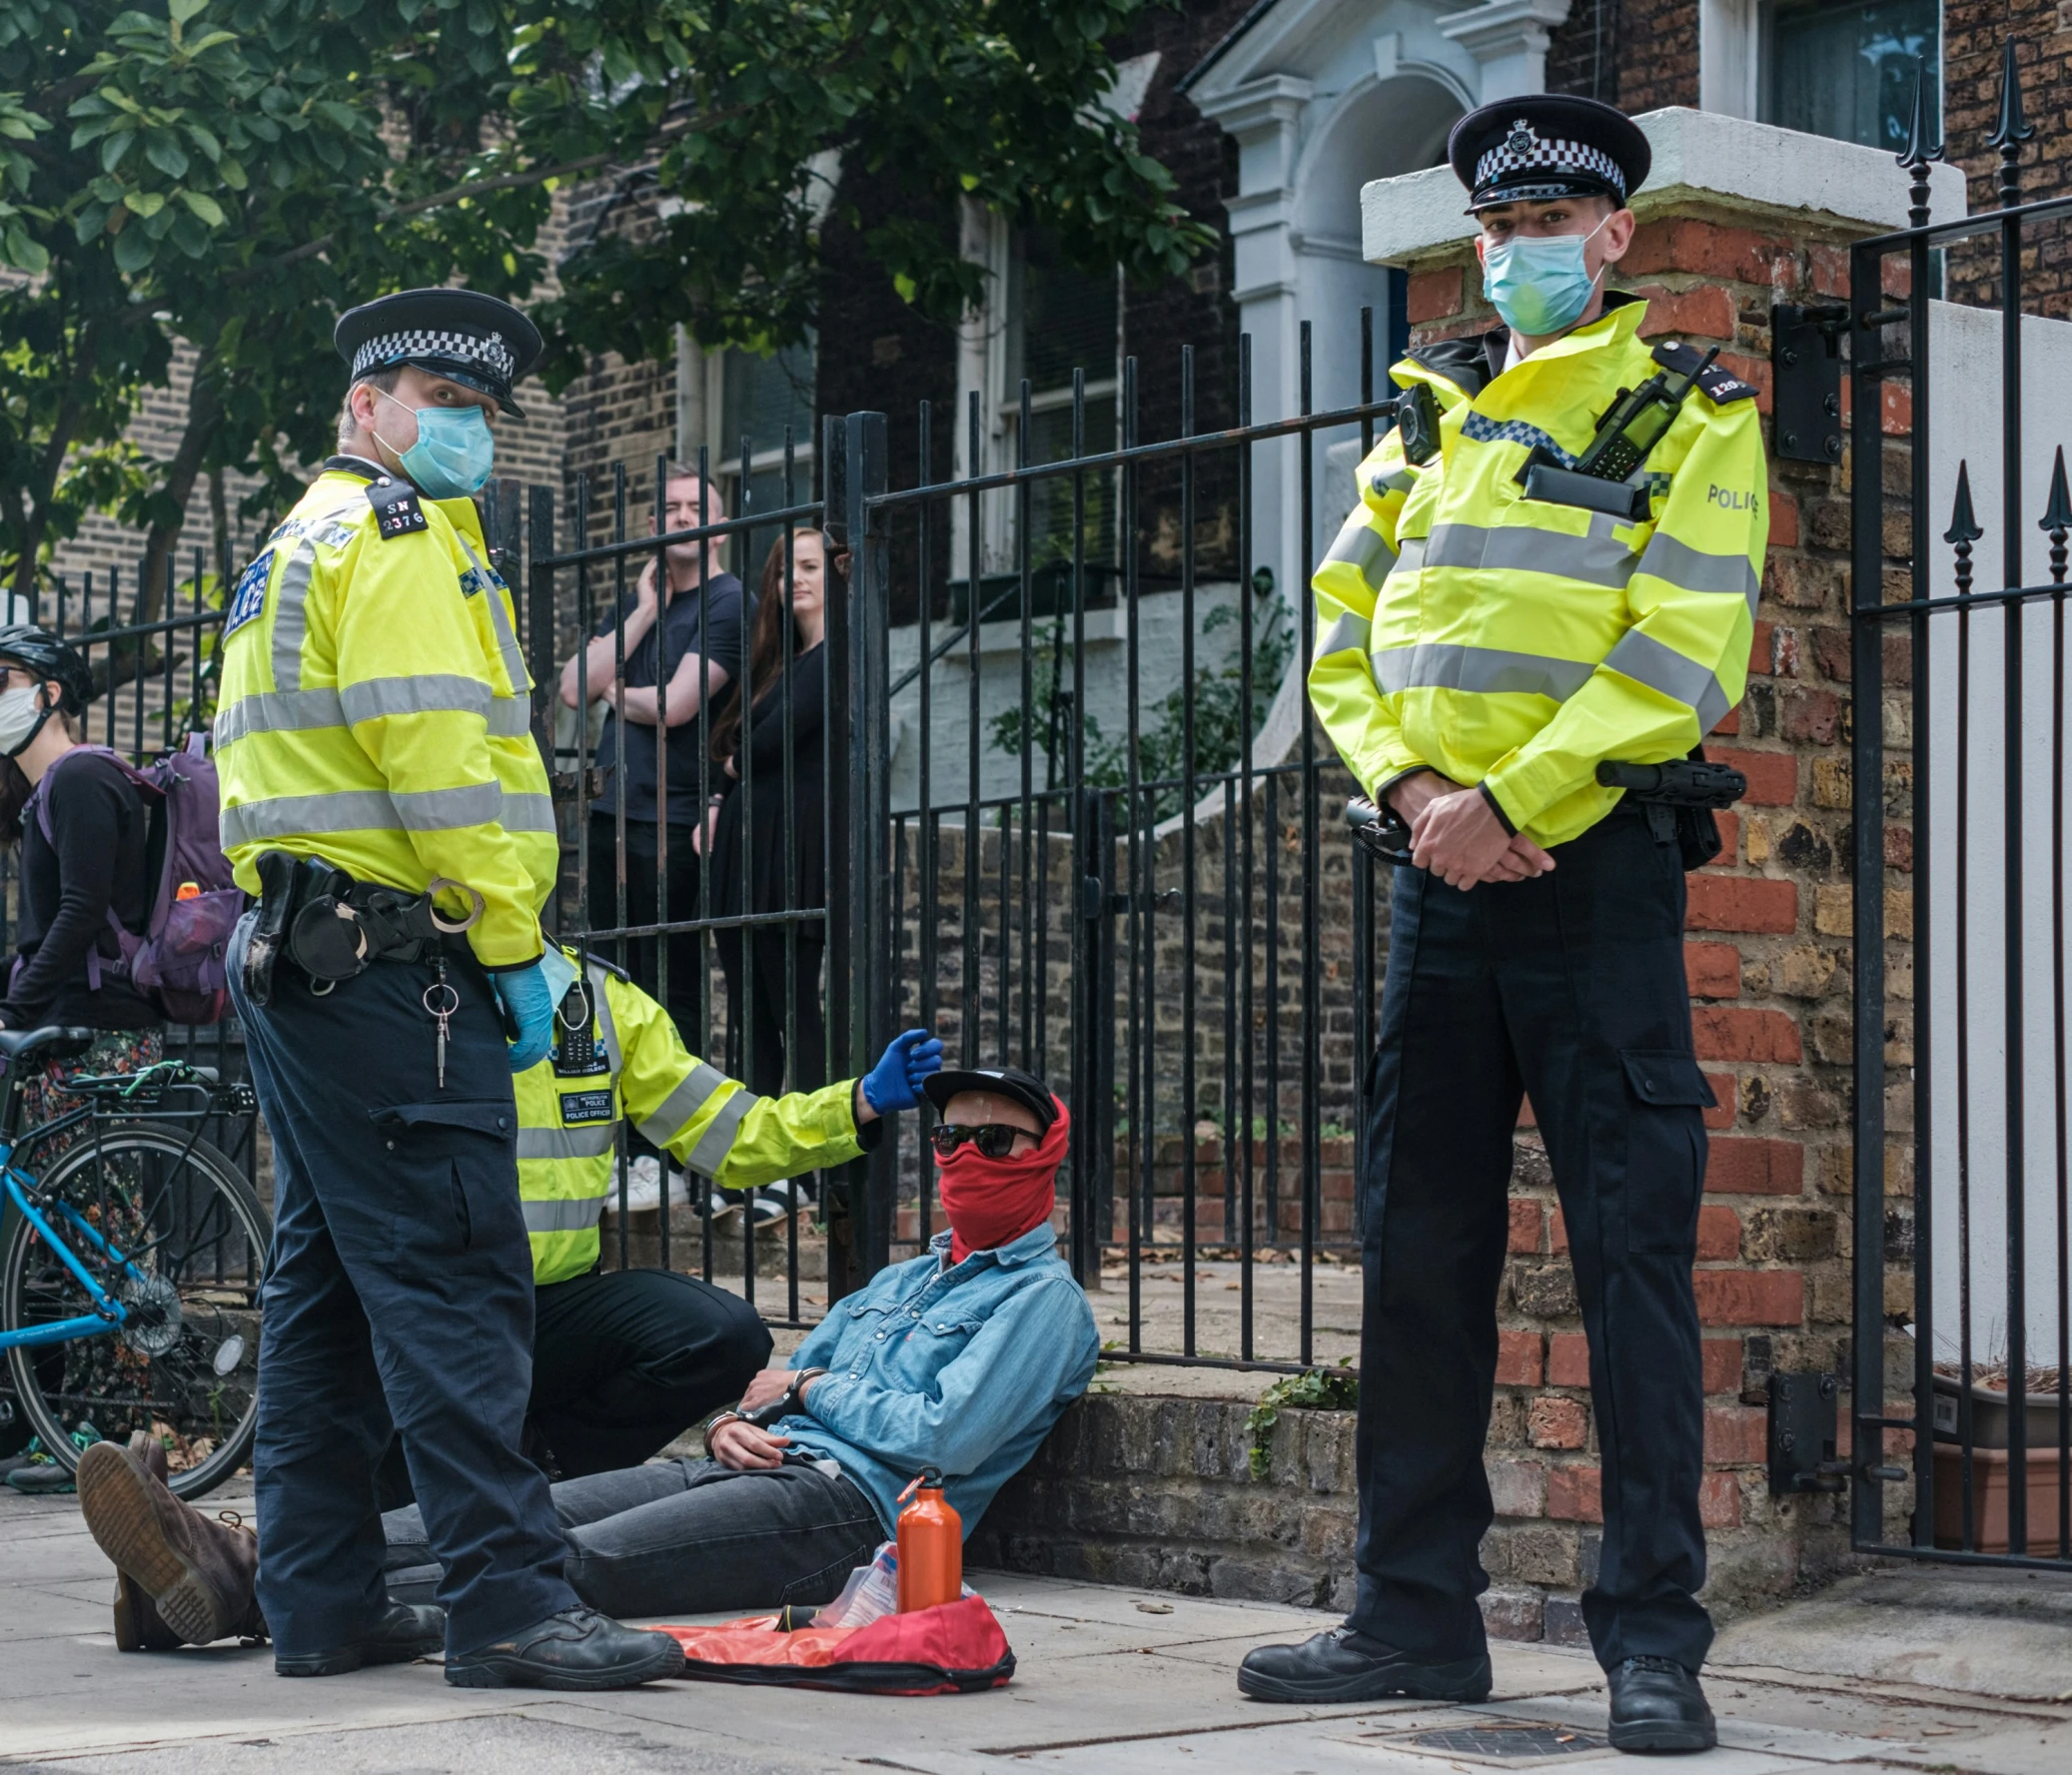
[[749, 1178, 818, 1227], [601, 1156, 690, 1218]]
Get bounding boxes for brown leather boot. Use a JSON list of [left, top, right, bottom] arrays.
[[110, 1433, 182, 1651], [78, 1439, 266, 1647]]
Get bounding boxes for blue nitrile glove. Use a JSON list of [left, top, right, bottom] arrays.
[[860, 1029, 944, 1115], [492, 957, 557, 1073]]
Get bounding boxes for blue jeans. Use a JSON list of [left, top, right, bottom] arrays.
[[385, 1455, 881, 1619]]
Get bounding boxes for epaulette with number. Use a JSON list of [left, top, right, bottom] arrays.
[[366, 475, 428, 539], [1649, 341, 1758, 405]]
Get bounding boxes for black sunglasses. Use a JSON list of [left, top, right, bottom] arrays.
[[929, 1123, 1029, 1160]]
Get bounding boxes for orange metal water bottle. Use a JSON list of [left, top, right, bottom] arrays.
[[895, 1468, 962, 1612]]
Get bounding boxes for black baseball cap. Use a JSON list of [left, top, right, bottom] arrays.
[[334, 288, 543, 418], [923, 1065, 1057, 1134], [1448, 95, 1651, 214]]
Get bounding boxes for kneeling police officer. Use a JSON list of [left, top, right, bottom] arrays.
[[1241, 98, 1766, 1752], [217, 289, 681, 1688]]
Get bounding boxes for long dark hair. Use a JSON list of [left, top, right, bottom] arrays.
[[707, 526, 842, 766]]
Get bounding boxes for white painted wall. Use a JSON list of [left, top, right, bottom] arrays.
[[1920, 301, 2072, 1370]]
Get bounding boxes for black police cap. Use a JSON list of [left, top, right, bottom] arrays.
[[923, 1065, 1057, 1135], [1448, 95, 1650, 213], [333, 289, 542, 419]]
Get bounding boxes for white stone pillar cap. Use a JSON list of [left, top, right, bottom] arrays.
[[1361, 106, 1970, 270]]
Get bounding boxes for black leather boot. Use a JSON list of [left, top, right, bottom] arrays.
[[1607, 1655, 1717, 1753], [444, 1606, 684, 1691], [1238, 1626, 1493, 1703], [276, 1602, 447, 1677]]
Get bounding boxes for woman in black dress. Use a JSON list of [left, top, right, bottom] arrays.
[[703, 528, 838, 1221]]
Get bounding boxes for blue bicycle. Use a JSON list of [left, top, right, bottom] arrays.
[[0, 1029, 269, 1499]]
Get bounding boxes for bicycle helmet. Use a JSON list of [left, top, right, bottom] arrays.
[[0, 624, 94, 714]]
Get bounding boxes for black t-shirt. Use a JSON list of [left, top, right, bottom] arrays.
[[2, 752, 158, 1030], [591, 572, 750, 826]]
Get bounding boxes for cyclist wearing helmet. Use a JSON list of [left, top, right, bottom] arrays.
[[0, 626, 160, 1042]]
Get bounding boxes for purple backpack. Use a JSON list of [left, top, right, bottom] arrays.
[[27, 736, 245, 1025]]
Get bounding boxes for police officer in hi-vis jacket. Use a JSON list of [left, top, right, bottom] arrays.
[[214, 289, 686, 1690], [1241, 98, 1766, 1754]]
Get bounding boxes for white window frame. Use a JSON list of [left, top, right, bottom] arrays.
[[676, 331, 818, 520], [952, 205, 1124, 581], [1698, 0, 1761, 122]]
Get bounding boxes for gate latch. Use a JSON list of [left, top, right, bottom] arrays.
[[1770, 303, 1848, 464], [1767, 1370, 1849, 1493]]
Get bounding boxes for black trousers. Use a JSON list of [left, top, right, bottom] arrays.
[[528, 1267, 773, 1477], [387, 1456, 882, 1620], [228, 914, 574, 1659], [1353, 805, 1711, 1673], [585, 815, 703, 1044], [716, 929, 826, 1098]]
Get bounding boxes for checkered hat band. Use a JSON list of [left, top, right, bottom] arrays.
[[352, 328, 515, 382], [1476, 132, 1623, 200]]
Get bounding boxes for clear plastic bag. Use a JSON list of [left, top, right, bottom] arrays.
[[816, 1541, 977, 1628]]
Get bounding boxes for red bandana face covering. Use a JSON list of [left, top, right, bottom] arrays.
[[935, 1096, 1071, 1264]]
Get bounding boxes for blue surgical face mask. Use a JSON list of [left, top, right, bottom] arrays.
[[375, 389, 497, 498], [1481, 215, 1611, 338]]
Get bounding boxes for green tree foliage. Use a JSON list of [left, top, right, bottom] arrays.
[[0, 0, 1211, 603]]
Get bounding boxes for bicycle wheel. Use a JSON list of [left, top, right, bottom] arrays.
[[3, 1122, 268, 1499]]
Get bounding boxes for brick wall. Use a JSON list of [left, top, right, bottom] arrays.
[[1545, 0, 1701, 112], [1383, 204, 1920, 1628]]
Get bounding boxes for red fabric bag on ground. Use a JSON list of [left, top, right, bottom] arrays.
[[659, 1593, 1014, 1695]]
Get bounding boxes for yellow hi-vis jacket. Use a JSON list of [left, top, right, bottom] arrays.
[[215, 462, 555, 968], [1309, 297, 1767, 848], [519, 952, 868, 1284]]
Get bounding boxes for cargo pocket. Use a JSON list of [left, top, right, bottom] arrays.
[[371, 1100, 517, 1265], [1618, 1049, 1712, 1255]]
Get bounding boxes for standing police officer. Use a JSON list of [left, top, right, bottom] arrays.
[[1240, 98, 1766, 1752], [218, 290, 682, 1688]]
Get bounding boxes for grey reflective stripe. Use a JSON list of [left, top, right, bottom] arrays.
[[1636, 531, 1760, 609], [1424, 522, 1636, 589], [588, 966, 623, 1077], [500, 791, 556, 833], [459, 536, 531, 693], [518, 1125, 616, 1162], [1603, 631, 1731, 731], [219, 780, 505, 847], [340, 673, 493, 727], [271, 540, 319, 693], [1317, 612, 1372, 658], [1372, 642, 1594, 703], [391, 781, 506, 830], [214, 687, 345, 744], [677, 1084, 761, 1179], [633, 1060, 731, 1148], [487, 695, 533, 738], [1390, 535, 1427, 575], [1323, 517, 1392, 577], [520, 1192, 609, 1232], [1370, 466, 1416, 495]]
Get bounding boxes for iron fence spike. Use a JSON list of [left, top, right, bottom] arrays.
[[1944, 458, 1983, 546], [1897, 54, 1945, 172], [2043, 446, 2072, 534], [1987, 35, 2035, 152]]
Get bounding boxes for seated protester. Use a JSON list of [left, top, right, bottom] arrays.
[[380, 1065, 1096, 1621], [372, 950, 949, 1500], [71, 1005, 950, 1651]]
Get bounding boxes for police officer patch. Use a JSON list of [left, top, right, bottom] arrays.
[[223, 548, 274, 639], [558, 1089, 613, 1126]]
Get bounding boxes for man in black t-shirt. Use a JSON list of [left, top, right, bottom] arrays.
[[558, 468, 750, 1045]]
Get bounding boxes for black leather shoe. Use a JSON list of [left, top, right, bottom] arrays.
[[1238, 1626, 1492, 1703], [1607, 1655, 1717, 1753], [445, 1606, 684, 1691], [276, 1602, 446, 1677]]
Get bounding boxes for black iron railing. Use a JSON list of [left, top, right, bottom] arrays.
[[1851, 40, 2072, 1567]]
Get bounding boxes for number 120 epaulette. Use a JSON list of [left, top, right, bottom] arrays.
[[366, 476, 428, 539], [1649, 341, 1758, 405]]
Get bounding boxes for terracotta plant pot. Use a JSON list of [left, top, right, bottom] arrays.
[[1931, 1443, 2072, 1554]]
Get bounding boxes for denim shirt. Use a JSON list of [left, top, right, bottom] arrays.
[[775, 1224, 1099, 1536]]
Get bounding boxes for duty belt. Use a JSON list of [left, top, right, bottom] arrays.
[[242, 851, 483, 1008]]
